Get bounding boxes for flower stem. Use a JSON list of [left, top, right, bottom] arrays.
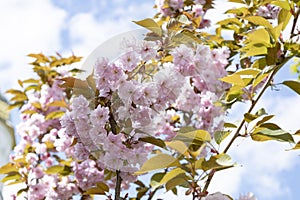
[[115, 170, 122, 200]]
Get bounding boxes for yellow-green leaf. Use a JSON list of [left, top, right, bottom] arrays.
[[84, 187, 106, 195], [165, 140, 189, 156], [219, 74, 245, 86], [252, 128, 294, 143], [159, 168, 186, 186], [0, 163, 18, 174], [135, 154, 180, 175], [246, 28, 270, 45], [214, 130, 231, 145], [31, 102, 42, 109], [139, 136, 165, 148], [45, 111, 65, 120], [272, 0, 290, 10], [150, 172, 165, 188], [282, 80, 300, 95], [173, 129, 211, 145], [278, 8, 292, 30], [1, 172, 21, 183], [245, 16, 272, 29], [47, 100, 68, 108], [287, 141, 300, 150], [133, 18, 162, 36], [165, 177, 187, 192]]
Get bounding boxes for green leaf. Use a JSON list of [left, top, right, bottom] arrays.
[[252, 57, 267, 69], [173, 129, 211, 145], [214, 131, 231, 145], [287, 141, 300, 150], [133, 18, 162, 36], [294, 130, 300, 135], [45, 165, 71, 176], [282, 80, 300, 95], [201, 154, 234, 171], [84, 183, 109, 195], [219, 74, 245, 86], [272, 0, 290, 10], [139, 136, 165, 148], [253, 73, 268, 87], [165, 140, 189, 156], [225, 7, 249, 17], [165, 177, 187, 191], [150, 172, 165, 188], [244, 113, 258, 123], [135, 154, 180, 175], [245, 16, 272, 29], [31, 102, 42, 109], [216, 154, 234, 166], [1, 172, 21, 183], [137, 187, 149, 199], [224, 122, 237, 128], [0, 163, 18, 174], [45, 111, 65, 120], [228, 0, 245, 3], [47, 100, 68, 108], [217, 18, 243, 27], [246, 28, 270, 46], [159, 168, 186, 186], [45, 165, 64, 174], [6, 89, 24, 95], [260, 123, 281, 130], [256, 115, 274, 126], [241, 44, 268, 58], [269, 23, 283, 41], [278, 8, 292, 30], [252, 128, 294, 143]]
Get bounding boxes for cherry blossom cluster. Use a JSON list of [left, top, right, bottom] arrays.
[[155, 0, 211, 28], [10, 79, 82, 200], [256, 4, 280, 19], [63, 35, 230, 187]]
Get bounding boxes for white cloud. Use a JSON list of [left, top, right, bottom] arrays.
[[66, 2, 155, 58], [0, 0, 67, 92]]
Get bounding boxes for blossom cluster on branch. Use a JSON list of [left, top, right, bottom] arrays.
[[2, 0, 300, 199]]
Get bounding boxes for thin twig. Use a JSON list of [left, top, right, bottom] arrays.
[[115, 170, 122, 200], [201, 5, 300, 193]]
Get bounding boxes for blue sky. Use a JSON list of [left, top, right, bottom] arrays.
[[0, 0, 300, 199]]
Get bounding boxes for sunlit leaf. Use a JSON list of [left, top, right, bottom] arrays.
[[1, 172, 21, 183], [47, 100, 68, 108], [272, 0, 290, 10], [173, 129, 211, 145], [159, 168, 186, 186], [219, 74, 245, 86], [252, 128, 294, 143], [150, 172, 165, 188], [135, 154, 180, 175], [278, 8, 292, 30], [139, 136, 165, 148], [214, 130, 231, 145], [224, 122, 237, 128], [201, 154, 234, 171], [282, 80, 300, 95], [245, 16, 272, 29], [0, 163, 18, 174], [165, 177, 188, 191], [133, 18, 162, 36], [287, 141, 300, 150], [45, 111, 65, 120], [165, 140, 189, 156]]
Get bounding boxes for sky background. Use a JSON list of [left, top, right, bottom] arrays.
[[0, 0, 300, 199]]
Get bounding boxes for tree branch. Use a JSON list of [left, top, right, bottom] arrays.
[[115, 170, 122, 200]]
